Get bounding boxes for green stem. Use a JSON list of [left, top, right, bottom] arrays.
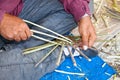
[[35, 44, 59, 67], [32, 35, 58, 44], [31, 29, 71, 44], [23, 19, 73, 43], [56, 43, 65, 66], [23, 43, 57, 55], [67, 45, 77, 66]]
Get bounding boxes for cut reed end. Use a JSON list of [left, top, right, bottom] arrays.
[[88, 59, 92, 62], [35, 63, 39, 68], [74, 63, 77, 67], [56, 63, 60, 67]]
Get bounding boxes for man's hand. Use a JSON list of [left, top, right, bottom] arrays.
[[78, 16, 96, 49], [0, 14, 32, 42]]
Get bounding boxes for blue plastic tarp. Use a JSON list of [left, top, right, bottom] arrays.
[[40, 56, 116, 80]]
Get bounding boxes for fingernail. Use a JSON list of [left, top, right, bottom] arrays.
[[83, 45, 88, 50]]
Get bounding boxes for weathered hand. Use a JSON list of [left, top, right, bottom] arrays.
[[0, 13, 32, 42], [78, 16, 96, 49]]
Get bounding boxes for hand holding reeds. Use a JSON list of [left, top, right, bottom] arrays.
[[23, 20, 91, 67]]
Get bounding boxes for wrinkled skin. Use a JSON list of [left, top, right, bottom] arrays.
[[0, 13, 33, 42]]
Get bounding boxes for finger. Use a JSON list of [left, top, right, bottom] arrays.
[[89, 34, 96, 47], [14, 35, 21, 42], [81, 33, 89, 50], [19, 31, 27, 41], [88, 25, 96, 47], [24, 24, 32, 38], [6, 34, 14, 40]]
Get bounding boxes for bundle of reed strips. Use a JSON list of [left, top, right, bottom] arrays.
[[23, 20, 91, 68]]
